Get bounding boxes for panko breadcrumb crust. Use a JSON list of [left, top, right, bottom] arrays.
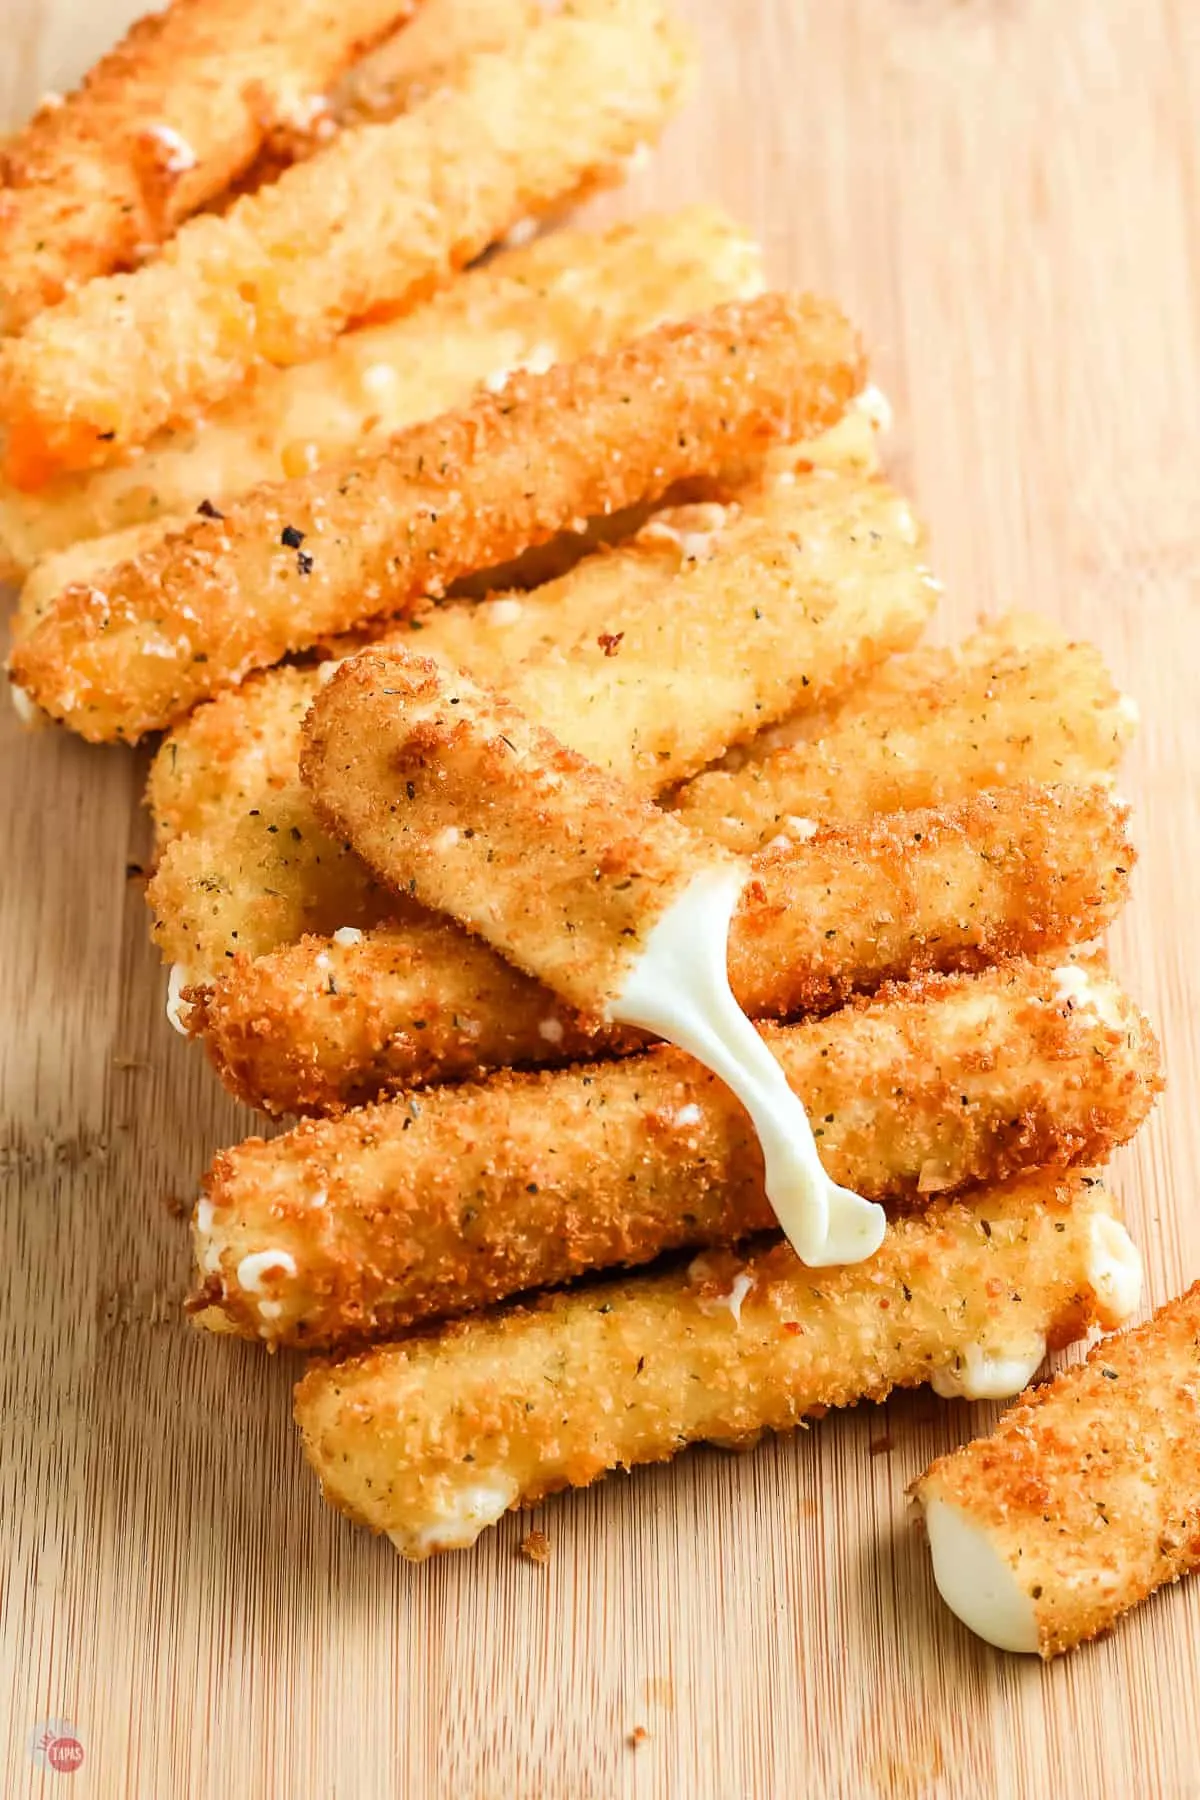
[[190, 959, 1160, 1349], [190, 783, 1133, 1116], [0, 0, 695, 486], [1, 206, 761, 581], [10, 292, 863, 739], [914, 1283, 1200, 1658], [292, 1175, 1128, 1557], [0, 0, 411, 335]]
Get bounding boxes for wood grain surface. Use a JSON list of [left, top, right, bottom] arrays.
[[3, 2, 1199, 1795]]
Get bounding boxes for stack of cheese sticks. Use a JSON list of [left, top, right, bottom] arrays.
[[3, 0, 1192, 1665]]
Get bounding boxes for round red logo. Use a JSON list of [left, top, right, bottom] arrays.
[[47, 1737, 84, 1774]]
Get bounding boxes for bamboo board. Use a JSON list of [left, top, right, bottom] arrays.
[[2, 2, 1199, 1795]]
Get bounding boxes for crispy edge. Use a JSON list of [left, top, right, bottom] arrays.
[[913, 1283, 1200, 1657], [0, 0, 695, 485], [0, 0, 413, 334], [290, 1173, 1123, 1553]]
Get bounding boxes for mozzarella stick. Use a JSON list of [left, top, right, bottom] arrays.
[[0, 0, 694, 489], [0, 208, 762, 583], [0, 0, 413, 339], [291, 1174, 1140, 1558], [676, 622, 1138, 852], [303, 650, 887, 1265], [9, 293, 863, 740], [193, 784, 1134, 1116], [229, 0, 538, 200], [149, 468, 932, 967], [190, 960, 1161, 1347], [913, 1283, 1200, 1658], [335, 0, 537, 121]]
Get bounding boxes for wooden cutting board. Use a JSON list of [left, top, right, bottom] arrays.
[[3, 2, 1199, 1794]]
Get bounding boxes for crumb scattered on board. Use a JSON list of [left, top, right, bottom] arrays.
[[519, 1529, 551, 1566]]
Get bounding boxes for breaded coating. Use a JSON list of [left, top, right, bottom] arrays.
[[0, 0, 694, 488], [676, 619, 1138, 852], [913, 1283, 1200, 1658], [292, 1174, 1133, 1556], [12, 519, 171, 642], [0, 208, 761, 580], [192, 784, 1135, 1116], [231, 0, 539, 199], [335, 0, 538, 119], [0, 0, 412, 338], [9, 293, 864, 740], [190, 960, 1161, 1346], [301, 649, 729, 1015], [145, 460, 921, 866]]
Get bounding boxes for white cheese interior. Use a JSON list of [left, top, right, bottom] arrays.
[[387, 1478, 519, 1559], [923, 1496, 1040, 1654], [930, 1340, 1047, 1401]]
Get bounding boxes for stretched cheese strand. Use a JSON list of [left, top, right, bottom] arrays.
[[190, 959, 1161, 1349], [293, 1174, 1140, 1558], [302, 650, 883, 1266], [913, 1280, 1200, 1658]]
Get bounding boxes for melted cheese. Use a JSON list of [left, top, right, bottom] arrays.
[[923, 1497, 1040, 1654], [387, 1478, 519, 1558], [1086, 1212, 1143, 1326], [610, 866, 885, 1267], [930, 1340, 1047, 1401], [165, 964, 195, 1035]]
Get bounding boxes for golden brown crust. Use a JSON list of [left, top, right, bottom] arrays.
[[291, 1175, 1125, 1555], [0, 207, 761, 578], [146, 465, 930, 968], [10, 292, 863, 740], [300, 650, 730, 1015], [230, 0, 539, 200], [913, 1284, 1200, 1658], [192, 960, 1161, 1348], [192, 784, 1135, 1116], [676, 621, 1136, 851], [0, 0, 412, 337], [0, 0, 695, 488]]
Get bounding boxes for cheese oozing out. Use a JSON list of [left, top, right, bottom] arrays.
[[1087, 1212, 1143, 1326], [166, 963, 195, 1035], [930, 1340, 1047, 1401], [387, 1477, 520, 1559], [8, 682, 45, 728], [609, 865, 886, 1267], [923, 1496, 1041, 1654]]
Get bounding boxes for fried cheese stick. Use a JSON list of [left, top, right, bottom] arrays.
[[292, 1174, 1141, 1557], [142, 428, 887, 848], [302, 649, 887, 1265], [190, 960, 1161, 1346], [677, 621, 1139, 853], [913, 1283, 1200, 1657], [9, 293, 863, 740], [193, 784, 1134, 1116], [0, 208, 761, 582], [149, 468, 933, 968], [0, 0, 413, 338], [228, 0, 539, 201], [0, 0, 694, 488]]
